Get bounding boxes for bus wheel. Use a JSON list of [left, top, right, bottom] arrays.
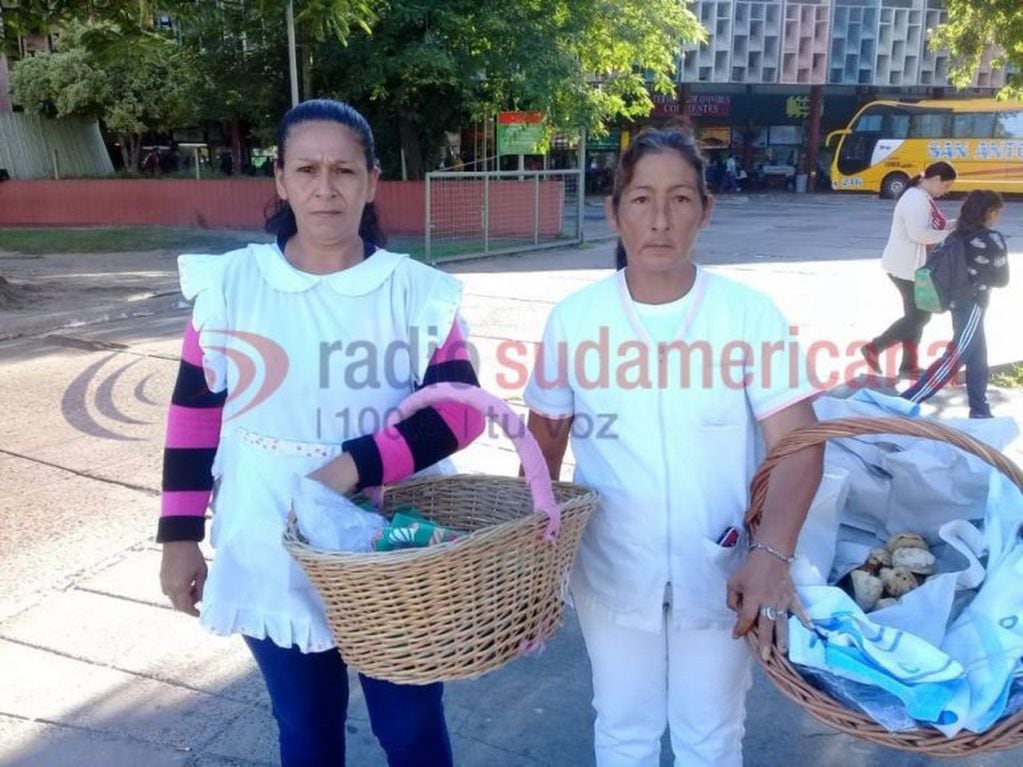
[[880, 172, 909, 200]]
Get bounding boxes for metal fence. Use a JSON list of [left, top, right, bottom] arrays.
[[424, 168, 584, 263]]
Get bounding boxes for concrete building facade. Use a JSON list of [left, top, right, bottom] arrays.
[[681, 0, 1005, 90]]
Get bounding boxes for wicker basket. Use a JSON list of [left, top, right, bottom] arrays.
[[744, 416, 1023, 756], [282, 383, 598, 685]]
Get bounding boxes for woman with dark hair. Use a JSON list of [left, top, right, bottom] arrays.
[[861, 160, 958, 377], [525, 127, 823, 766], [902, 190, 1009, 416], [157, 99, 485, 767]]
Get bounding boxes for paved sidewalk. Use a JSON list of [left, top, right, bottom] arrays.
[[2, 193, 1022, 766]]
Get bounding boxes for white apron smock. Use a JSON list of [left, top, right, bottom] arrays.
[[178, 243, 462, 652], [524, 267, 818, 633]]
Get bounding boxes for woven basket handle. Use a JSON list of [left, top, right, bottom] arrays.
[[368, 383, 563, 540], [744, 416, 1023, 534]]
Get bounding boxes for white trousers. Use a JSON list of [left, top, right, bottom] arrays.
[[575, 595, 753, 767]]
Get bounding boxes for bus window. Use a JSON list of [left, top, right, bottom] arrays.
[[909, 112, 951, 138], [854, 114, 883, 133], [952, 113, 996, 139], [994, 112, 1023, 139], [888, 114, 910, 139]]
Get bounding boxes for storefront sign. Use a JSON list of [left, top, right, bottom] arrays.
[[650, 92, 684, 117], [786, 96, 811, 119], [496, 112, 545, 155], [686, 94, 731, 118], [588, 129, 621, 151], [785, 96, 825, 119], [650, 92, 731, 118]]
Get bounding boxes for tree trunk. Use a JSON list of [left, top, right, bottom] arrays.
[[119, 137, 131, 171], [230, 119, 244, 172], [130, 136, 143, 174], [302, 45, 314, 101], [399, 120, 425, 181]]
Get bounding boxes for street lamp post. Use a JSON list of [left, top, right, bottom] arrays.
[[286, 0, 299, 107]]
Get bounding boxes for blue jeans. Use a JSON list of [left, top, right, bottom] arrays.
[[244, 636, 452, 767], [902, 300, 990, 416]]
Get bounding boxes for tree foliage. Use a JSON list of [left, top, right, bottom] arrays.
[[932, 0, 1023, 97], [10, 19, 200, 170], [5, 0, 384, 147], [6, 0, 703, 177], [316, 0, 704, 178]]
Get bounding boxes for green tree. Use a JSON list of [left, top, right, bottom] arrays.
[[932, 0, 1023, 96], [315, 0, 703, 179], [5, 1, 382, 155], [10, 19, 200, 170], [174, 0, 382, 137]]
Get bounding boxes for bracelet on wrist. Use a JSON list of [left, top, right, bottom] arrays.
[[748, 541, 795, 564]]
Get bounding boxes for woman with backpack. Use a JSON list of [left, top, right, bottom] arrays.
[[860, 161, 958, 377], [902, 190, 1009, 418]]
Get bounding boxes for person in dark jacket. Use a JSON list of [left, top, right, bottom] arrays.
[[902, 190, 1009, 417]]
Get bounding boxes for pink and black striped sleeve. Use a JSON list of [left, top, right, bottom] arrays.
[[157, 322, 225, 543], [341, 320, 486, 488]]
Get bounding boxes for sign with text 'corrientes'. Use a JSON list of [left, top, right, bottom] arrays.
[[497, 112, 545, 155]]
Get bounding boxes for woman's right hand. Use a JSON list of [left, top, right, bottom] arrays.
[[160, 541, 207, 617]]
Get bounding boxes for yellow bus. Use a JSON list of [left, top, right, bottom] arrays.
[[827, 98, 1023, 198]]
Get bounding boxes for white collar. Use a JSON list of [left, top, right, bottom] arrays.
[[252, 243, 408, 296]]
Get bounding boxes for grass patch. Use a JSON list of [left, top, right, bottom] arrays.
[[0, 227, 270, 255], [0, 227, 574, 262], [991, 363, 1023, 389]]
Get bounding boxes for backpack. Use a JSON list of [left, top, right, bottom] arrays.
[[914, 234, 975, 313]]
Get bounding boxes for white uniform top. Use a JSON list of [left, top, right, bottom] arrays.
[[524, 267, 816, 632], [179, 243, 462, 652], [880, 186, 950, 281]]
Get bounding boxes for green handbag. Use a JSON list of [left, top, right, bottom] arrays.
[[914, 266, 944, 313]]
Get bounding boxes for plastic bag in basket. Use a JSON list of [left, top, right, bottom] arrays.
[[291, 475, 386, 552], [789, 452, 1023, 736]]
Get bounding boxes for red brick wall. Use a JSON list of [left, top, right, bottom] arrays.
[[0, 178, 565, 238]]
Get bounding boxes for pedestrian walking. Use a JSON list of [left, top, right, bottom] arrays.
[[157, 99, 485, 767], [524, 127, 824, 767], [723, 152, 740, 193], [860, 161, 958, 377], [902, 190, 1009, 417]]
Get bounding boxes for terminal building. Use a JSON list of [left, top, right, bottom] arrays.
[[589, 0, 1011, 192]]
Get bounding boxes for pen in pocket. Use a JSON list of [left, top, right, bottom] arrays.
[[717, 525, 741, 548]]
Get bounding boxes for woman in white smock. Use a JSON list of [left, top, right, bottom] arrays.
[[525, 128, 824, 767]]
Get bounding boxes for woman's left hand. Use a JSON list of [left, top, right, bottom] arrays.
[[726, 549, 811, 661], [307, 452, 359, 495]]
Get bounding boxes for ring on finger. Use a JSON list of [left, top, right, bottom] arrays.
[[759, 606, 788, 621]]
